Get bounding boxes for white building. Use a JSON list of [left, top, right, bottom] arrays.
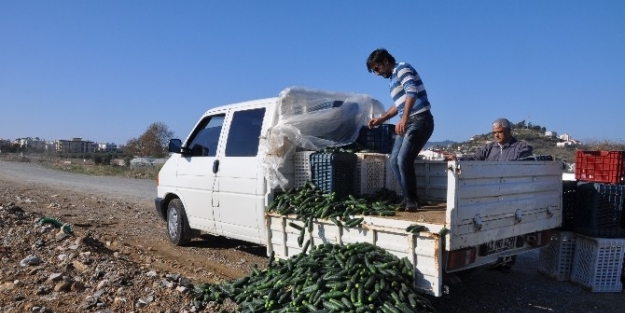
[[545, 131, 557, 138], [559, 133, 572, 141], [418, 150, 444, 160], [97, 142, 118, 152]]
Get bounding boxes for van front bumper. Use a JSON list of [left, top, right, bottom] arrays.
[[154, 197, 166, 221]]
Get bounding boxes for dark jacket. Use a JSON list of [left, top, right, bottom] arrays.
[[461, 137, 533, 161]]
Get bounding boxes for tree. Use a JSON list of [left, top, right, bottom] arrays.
[[125, 122, 174, 158], [93, 154, 103, 165], [102, 154, 113, 166]]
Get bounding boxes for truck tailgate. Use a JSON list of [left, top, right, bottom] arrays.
[[446, 161, 562, 251], [266, 213, 447, 296]]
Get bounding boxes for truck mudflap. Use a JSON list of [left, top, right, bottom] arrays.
[[446, 161, 563, 251], [265, 213, 448, 297]]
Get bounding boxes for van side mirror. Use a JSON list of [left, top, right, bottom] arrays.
[[168, 139, 183, 153]]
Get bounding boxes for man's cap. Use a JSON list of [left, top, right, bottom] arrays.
[[492, 118, 511, 129]]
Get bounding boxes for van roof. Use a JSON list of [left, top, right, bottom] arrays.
[[202, 96, 278, 116]]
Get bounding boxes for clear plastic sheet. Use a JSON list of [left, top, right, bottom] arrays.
[[260, 87, 386, 190]]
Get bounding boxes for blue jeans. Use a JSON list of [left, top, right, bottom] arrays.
[[390, 111, 434, 202]]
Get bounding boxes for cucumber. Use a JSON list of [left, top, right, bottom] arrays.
[[289, 222, 303, 231], [383, 302, 402, 313], [328, 298, 346, 310], [297, 227, 305, 247], [320, 290, 344, 300], [397, 302, 416, 313], [322, 301, 341, 312], [341, 297, 355, 310]]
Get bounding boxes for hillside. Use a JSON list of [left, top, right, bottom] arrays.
[[430, 125, 625, 164]]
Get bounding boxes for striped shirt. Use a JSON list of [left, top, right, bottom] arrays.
[[390, 62, 430, 116], [389, 62, 430, 116]]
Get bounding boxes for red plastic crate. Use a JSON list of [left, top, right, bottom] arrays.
[[575, 150, 625, 184]]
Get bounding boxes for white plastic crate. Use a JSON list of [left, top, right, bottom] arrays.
[[537, 231, 576, 281], [569, 234, 625, 292], [384, 157, 449, 201], [384, 155, 402, 196], [354, 153, 387, 195], [293, 151, 315, 188]]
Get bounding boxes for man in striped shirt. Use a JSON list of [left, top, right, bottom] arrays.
[[366, 48, 435, 211]]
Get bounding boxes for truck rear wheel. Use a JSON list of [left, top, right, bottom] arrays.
[[166, 199, 192, 246]]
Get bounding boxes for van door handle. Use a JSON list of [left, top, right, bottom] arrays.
[[212, 160, 219, 173]]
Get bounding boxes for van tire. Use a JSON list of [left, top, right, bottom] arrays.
[[166, 199, 192, 246]]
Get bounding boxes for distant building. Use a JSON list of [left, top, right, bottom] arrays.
[[559, 133, 572, 141], [97, 142, 119, 152], [418, 150, 444, 160], [545, 131, 557, 138], [16, 137, 46, 149], [55, 137, 97, 153], [44, 141, 56, 152]]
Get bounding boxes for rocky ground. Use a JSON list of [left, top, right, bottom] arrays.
[[1, 161, 625, 313], [0, 169, 268, 312]]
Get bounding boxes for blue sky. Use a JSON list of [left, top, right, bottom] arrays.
[[1, 1, 624, 145]]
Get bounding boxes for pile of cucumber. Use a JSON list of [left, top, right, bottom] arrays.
[[267, 183, 401, 230], [193, 242, 437, 313]]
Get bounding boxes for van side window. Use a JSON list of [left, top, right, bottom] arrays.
[[187, 114, 225, 157], [225, 108, 266, 157]]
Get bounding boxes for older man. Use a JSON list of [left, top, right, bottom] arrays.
[[444, 118, 532, 161]]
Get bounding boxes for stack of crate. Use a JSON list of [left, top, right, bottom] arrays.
[[354, 153, 387, 196], [539, 150, 625, 292], [293, 150, 391, 199], [293, 151, 316, 188], [384, 157, 448, 202], [310, 151, 358, 199], [356, 124, 395, 154]]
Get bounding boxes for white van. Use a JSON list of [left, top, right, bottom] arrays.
[[155, 87, 563, 296], [155, 87, 377, 245], [155, 97, 277, 245]]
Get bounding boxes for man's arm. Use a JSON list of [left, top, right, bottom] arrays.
[[395, 96, 415, 136], [443, 144, 489, 161], [461, 144, 489, 161], [368, 106, 398, 128]]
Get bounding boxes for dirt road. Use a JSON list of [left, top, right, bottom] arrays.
[[1, 161, 624, 312]]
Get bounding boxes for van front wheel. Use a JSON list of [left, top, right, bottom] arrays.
[[167, 199, 192, 246]]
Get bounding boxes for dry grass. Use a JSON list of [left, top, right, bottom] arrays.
[[44, 161, 161, 179], [0, 153, 161, 179]]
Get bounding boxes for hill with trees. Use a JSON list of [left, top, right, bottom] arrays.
[[430, 121, 625, 164]]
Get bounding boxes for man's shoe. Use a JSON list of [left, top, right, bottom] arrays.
[[405, 201, 420, 212], [395, 199, 407, 210]]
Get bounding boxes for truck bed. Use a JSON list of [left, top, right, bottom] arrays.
[[383, 201, 447, 225], [265, 211, 446, 296], [266, 160, 563, 297]]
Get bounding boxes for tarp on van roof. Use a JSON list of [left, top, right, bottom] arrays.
[[260, 86, 386, 189]]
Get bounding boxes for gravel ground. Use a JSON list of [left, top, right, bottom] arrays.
[[0, 161, 155, 203], [1, 160, 624, 312]]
